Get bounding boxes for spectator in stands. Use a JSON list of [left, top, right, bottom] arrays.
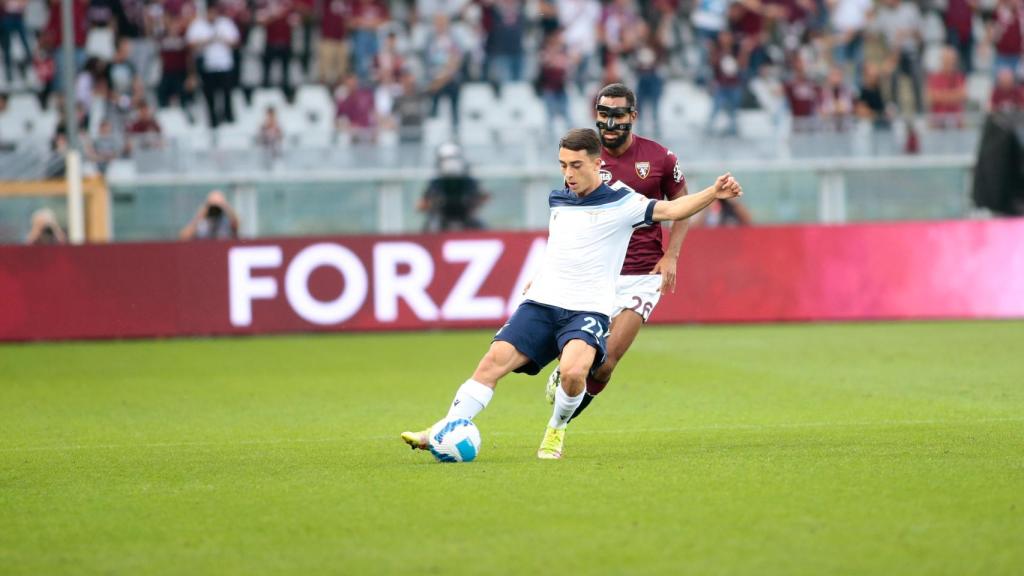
[[855, 61, 892, 129], [820, 64, 854, 129], [350, 0, 389, 82], [75, 57, 107, 126], [784, 53, 821, 131], [156, 9, 192, 108], [873, 0, 924, 115], [26, 208, 67, 245], [692, 0, 730, 85], [257, 106, 284, 157], [1, 0, 33, 84], [927, 46, 967, 129], [425, 13, 464, 129], [86, 119, 124, 174], [537, 0, 560, 35], [40, 0, 88, 91], [318, 0, 350, 86], [119, 0, 156, 86], [729, 0, 770, 80], [335, 73, 377, 142], [633, 21, 665, 136], [180, 190, 240, 240], [125, 99, 163, 152], [109, 38, 138, 102], [259, 0, 296, 98], [482, 0, 526, 86], [220, 0, 252, 96], [600, 0, 642, 65], [827, 0, 870, 71], [187, 1, 240, 128], [706, 29, 744, 136], [419, 142, 489, 232], [558, 0, 601, 91], [390, 69, 428, 143], [944, 0, 976, 74], [294, 0, 315, 76], [990, 67, 1024, 112], [374, 31, 404, 86], [990, 0, 1023, 79], [538, 28, 572, 135]]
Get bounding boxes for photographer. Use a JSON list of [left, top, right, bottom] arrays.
[[180, 190, 240, 240], [26, 208, 67, 245], [418, 143, 489, 233]]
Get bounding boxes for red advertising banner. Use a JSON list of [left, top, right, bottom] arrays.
[[1, 220, 1023, 341]]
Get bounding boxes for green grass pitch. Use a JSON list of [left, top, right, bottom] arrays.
[[1, 321, 1022, 575]]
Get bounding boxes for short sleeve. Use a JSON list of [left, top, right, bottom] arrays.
[[628, 193, 657, 229], [661, 150, 686, 200]]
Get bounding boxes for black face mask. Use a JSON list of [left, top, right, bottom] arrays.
[[595, 104, 634, 148]]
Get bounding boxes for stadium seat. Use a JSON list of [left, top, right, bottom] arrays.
[[967, 74, 993, 109], [156, 108, 192, 139], [215, 125, 255, 150], [658, 80, 710, 131], [458, 82, 497, 128], [497, 82, 545, 133], [423, 116, 453, 147], [8, 93, 41, 119], [295, 85, 335, 122], [738, 110, 777, 139], [252, 88, 288, 114]]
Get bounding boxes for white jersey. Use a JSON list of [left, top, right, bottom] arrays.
[[525, 183, 657, 317]]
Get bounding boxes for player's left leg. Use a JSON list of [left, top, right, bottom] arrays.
[[538, 339, 597, 460], [569, 308, 644, 421]]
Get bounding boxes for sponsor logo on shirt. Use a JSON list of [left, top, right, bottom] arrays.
[[673, 161, 683, 183], [599, 169, 612, 183]]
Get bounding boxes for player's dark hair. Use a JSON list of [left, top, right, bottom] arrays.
[[559, 129, 602, 158], [596, 83, 636, 109]]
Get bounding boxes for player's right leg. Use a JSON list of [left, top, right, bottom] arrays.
[[401, 341, 529, 451]]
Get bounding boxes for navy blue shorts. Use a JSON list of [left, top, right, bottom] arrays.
[[493, 300, 609, 376]]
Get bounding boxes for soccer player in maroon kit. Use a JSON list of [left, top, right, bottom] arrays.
[[546, 83, 690, 427]]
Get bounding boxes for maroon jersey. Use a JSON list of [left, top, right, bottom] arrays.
[[599, 135, 687, 275]]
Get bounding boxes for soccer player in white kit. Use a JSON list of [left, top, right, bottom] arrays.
[[401, 129, 743, 459]]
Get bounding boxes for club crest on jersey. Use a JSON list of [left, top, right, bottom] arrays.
[[635, 162, 651, 179], [599, 169, 612, 183]]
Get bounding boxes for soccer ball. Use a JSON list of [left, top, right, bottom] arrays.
[[428, 418, 481, 463]]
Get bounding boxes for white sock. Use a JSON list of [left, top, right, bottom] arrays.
[[446, 379, 494, 420], [548, 385, 585, 430]]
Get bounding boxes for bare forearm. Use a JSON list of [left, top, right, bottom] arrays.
[[665, 217, 690, 259], [653, 186, 716, 222]]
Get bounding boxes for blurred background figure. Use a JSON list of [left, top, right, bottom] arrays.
[[180, 190, 240, 240], [25, 208, 67, 245], [990, 68, 1024, 113], [927, 47, 967, 129], [257, 106, 284, 158], [418, 143, 489, 232], [692, 198, 754, 227]]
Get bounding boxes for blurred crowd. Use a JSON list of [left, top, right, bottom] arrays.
[[0, 0, 1023, 168]]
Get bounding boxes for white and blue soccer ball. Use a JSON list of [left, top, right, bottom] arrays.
[[428, 418, 481, 463]]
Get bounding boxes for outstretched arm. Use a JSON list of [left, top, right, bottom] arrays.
[[651, 173, 743, 222]]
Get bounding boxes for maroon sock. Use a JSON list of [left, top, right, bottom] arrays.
[[586, 375, 609, 396]]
